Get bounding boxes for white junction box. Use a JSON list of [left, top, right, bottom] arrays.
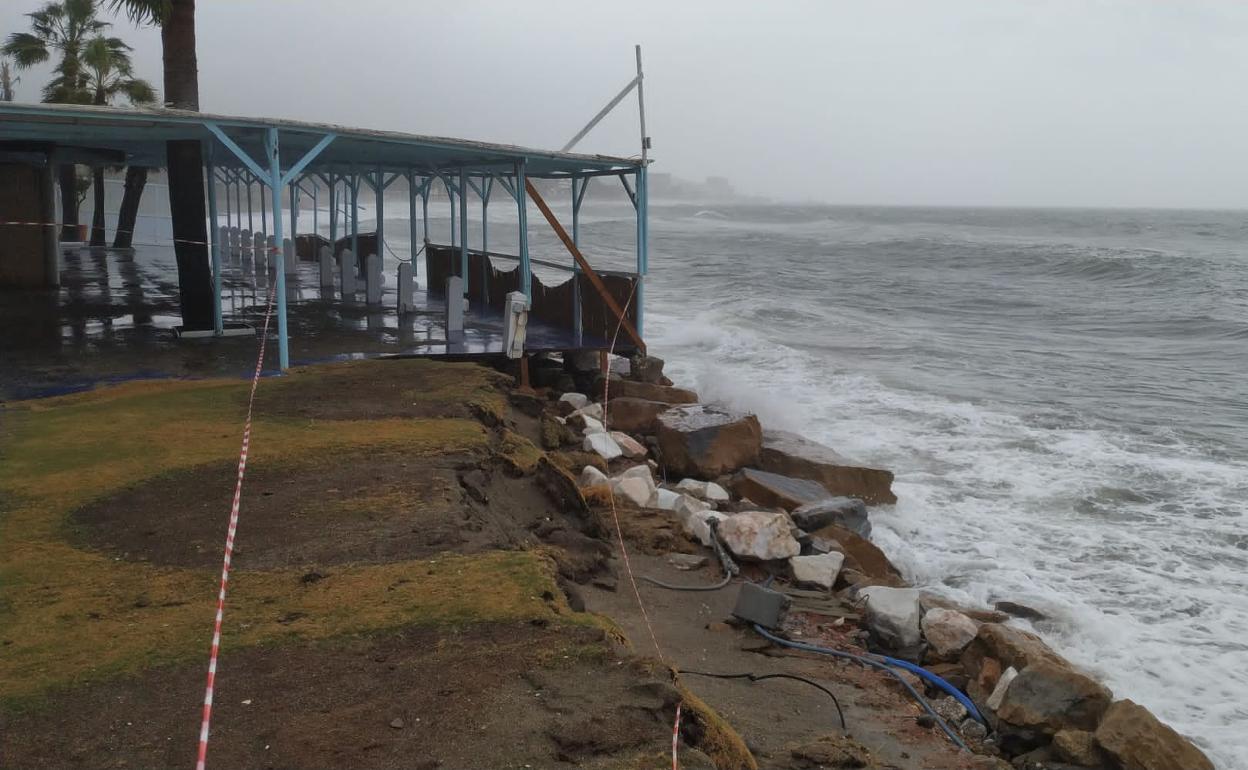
[[504, 290, 530, 359]]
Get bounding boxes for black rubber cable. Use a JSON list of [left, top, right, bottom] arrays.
[[639, 519, 739, 592], [639, 572, 734, 591], [678, 669, 848, 731]]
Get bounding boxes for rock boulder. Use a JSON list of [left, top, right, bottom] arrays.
[[605, 397, 672, 434], [858, 586, 923, 652], [578, 466, 609, 489], [717, 511, 800, 561], [1095, 699, 1214, 770], [789, 552, 844, 591], [609, 431, 647, 458], [995, 658, 1112, 734], [961, 623, 1065, 682], [759, 429, 897, 505], [674, 478, 730, 502], [583, 431, 622, 460], [627, 354, 665, 384], [808, 524, 904, 586], [657, 404, 762, 479], [600, 377, 698, 405], [921, 608, 979, 661], [791, 496, 871, 538], [730, 467, 833, 511]]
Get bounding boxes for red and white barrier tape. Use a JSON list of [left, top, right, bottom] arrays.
[[194, 280, 276, 770], [598, 282, 685, 766], [672, 702, 683, 770]]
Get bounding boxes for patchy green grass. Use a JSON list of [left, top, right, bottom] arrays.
[[0, 364, 570, 705]]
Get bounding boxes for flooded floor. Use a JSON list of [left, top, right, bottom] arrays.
[[1, 244, 593, 400]]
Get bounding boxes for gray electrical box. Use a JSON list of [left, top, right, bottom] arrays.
[[731, 582, 789, 629]]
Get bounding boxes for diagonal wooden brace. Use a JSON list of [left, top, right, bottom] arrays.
[[524, 179, 646, 354]]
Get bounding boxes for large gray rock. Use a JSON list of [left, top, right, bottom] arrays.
[[789, 552, 844, 591], [858, 586, 923, 652], [657, 404, 762, 480], [995, 659, 1113, 734], [1094, 699, 1214, 770], [628, 354, 665, 384], [921, 607, 979, 661], [730, 467, 832, 511], [791, 496, 871, 538], [717, 511, 801, 561], [759, 429, 896, 505]]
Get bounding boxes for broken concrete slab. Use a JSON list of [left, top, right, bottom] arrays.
[[791, 496, 870, 538], [730, 467, 832, 511], [858, 586, 923, 652], [759, 429, 896, 505]]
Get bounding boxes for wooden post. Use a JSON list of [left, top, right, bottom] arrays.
[[524, 180, 645, 354]]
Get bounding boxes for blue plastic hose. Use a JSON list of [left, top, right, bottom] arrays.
[[752, 624, 971, 752], [870, 654, 986, 726]]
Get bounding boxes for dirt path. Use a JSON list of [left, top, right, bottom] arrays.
[[583, 549, 983, 770]]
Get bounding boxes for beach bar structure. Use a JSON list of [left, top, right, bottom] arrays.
[[0, 102, 648, 371]]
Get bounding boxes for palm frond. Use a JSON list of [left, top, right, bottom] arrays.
[[2, 32, 51, 68]]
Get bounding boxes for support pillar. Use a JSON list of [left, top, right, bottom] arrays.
[[458, 167, 468, 292], [635, 165, 647, 338], [206, 145, 223, 335], [375, 166, 385, 265], [350, 174, 359, 266], [408, 172, 418, 271], [516, 160, 531, 299], [328, 174, 338, 249], [266, 128, 290, 371]]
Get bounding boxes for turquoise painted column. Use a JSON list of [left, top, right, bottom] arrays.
[[265, 128, 290, 370], [260, 173, 267, 238], [328, 174, 338, 248], [516, 160, 530, 299], [458, 167, 468, 285], [205, 144, 223, 335], [375, 167, 385, 263], [635, 166, 647, 339], [289, 181, 298, 244], [407, 171, 418, 269], [421, 178, 429, 244], [571, 176, 583, 344], [223, 170, 232, 230], [350, 174, 359, 263], [480, 177, 491, 303]]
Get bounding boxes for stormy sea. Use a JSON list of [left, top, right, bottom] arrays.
[[629, 203, 1246, 769], [123, 188, 1247, 767]]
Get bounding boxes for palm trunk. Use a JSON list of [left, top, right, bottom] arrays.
[[162, 0, 213, 330], [113, 166, 148, 249], [90, 167, 107, 246], [59, 164, 79, 241]]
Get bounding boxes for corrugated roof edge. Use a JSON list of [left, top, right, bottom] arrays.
[[0, 101, 642, 169]]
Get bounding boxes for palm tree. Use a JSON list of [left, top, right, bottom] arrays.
[[3, 0, 110, 240], [0, 58, 18, 102], [106, 0, 213, 329], [80, 35, 156, 246]]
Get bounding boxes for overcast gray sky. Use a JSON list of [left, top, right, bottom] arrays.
[[4, 0, 1248, 208]]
